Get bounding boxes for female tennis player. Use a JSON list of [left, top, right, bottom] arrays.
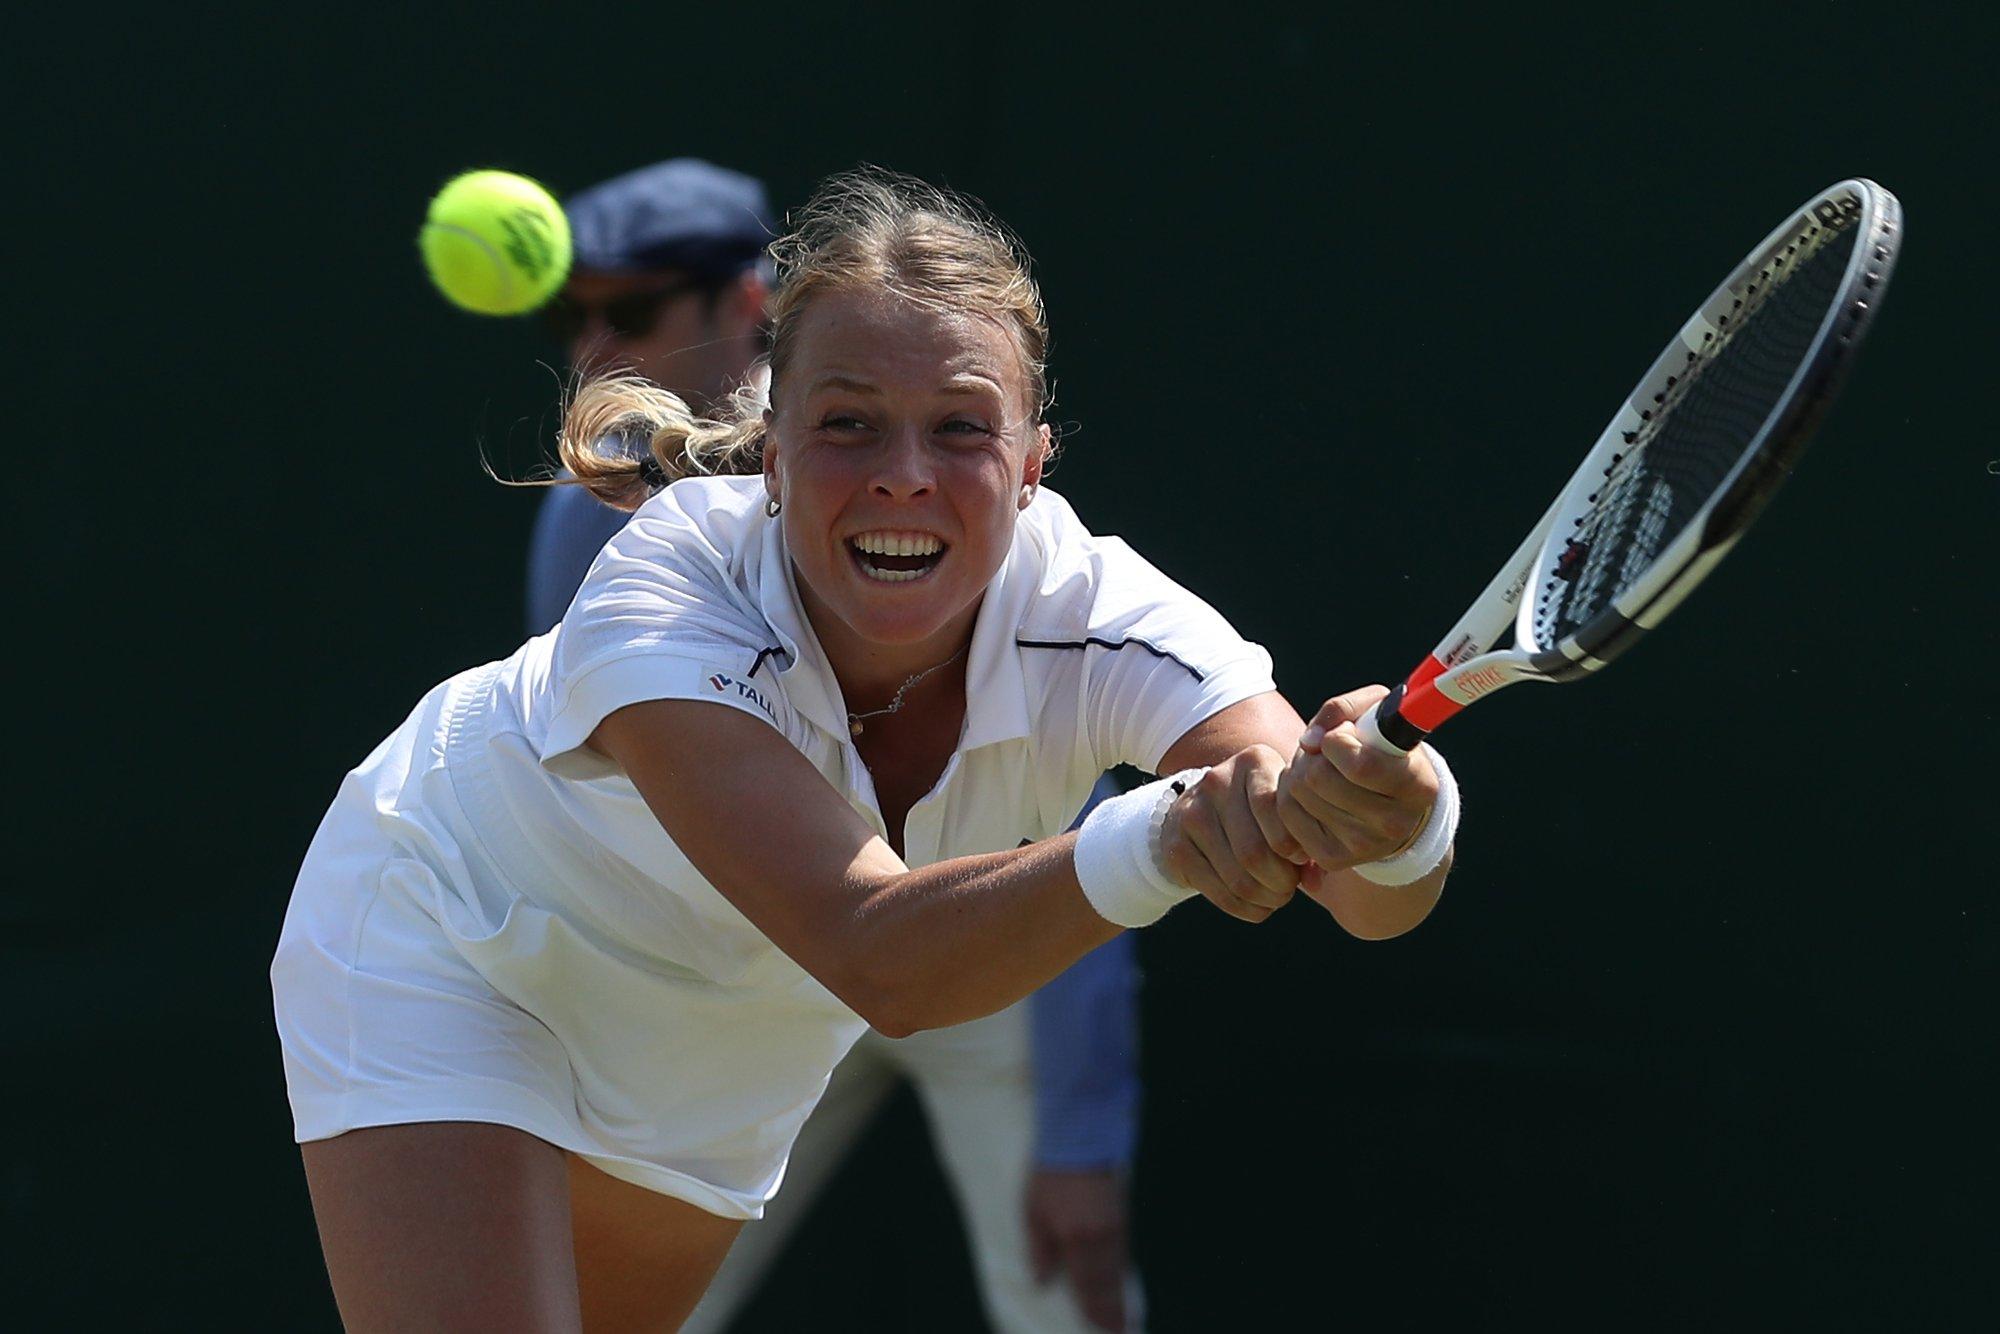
[[273, 170, 1458, 1332]]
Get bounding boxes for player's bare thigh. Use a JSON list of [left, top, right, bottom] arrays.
[[301, 1122, 743, 1334], [302, 1121, 582, 1333], [567, 1153, 742, 1333]]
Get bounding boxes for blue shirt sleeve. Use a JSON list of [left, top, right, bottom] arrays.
[[1030, 773, 1142, 1170], [525, 484, 633, 636]]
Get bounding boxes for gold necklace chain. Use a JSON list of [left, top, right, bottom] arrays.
[[846, 645, 969, 738]]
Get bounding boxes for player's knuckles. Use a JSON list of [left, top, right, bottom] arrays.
[[1269, 836, 1306, 866], [1279, 799, 1347, 864], [1259, 819, 1305, 864], [1168, 789, 1212, 833], [1303, 751, 1352, 802], [1239, 742, 1287, 778], [1286, 781, 1341, 831], [1191, 766, 1232, 800], [1330, 738, 1406, 792], [1317, 731, 1366, 771], [1244, 772, 1288, 819], [1221, 855, 1287, 902], [1220, 862, 1262, 897], [1180, 805, 1224, 852], [1252, 800, 1306, 865], [1243, 845, 1299, 890], [1277, 754, 1314, 805], [1248, 785, 1289, 833]]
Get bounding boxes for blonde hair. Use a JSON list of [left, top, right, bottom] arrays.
[[555, 168, 1053, 512]]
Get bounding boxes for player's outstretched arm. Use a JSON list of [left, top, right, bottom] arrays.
[[592, 686, 1444, 1036], [592, 698, 1124, 1037]]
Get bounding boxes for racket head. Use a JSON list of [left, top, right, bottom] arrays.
[[1518, 178, 1902, 678], [1371, 179, 1902, 755]]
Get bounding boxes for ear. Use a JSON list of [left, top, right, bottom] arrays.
[[1018, 423, 1049, 506], [761, 409, 781, 503]]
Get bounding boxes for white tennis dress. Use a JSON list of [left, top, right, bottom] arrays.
[[272, 476, 1275, 1219]]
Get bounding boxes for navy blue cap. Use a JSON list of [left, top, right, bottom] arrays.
[[564, 158, 773, 279]]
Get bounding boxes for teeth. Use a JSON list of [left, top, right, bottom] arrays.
[[851, 531, 943, 556], [861, 567, 926, 582]]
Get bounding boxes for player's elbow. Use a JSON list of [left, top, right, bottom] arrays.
[[812, 926, 927, 1038], [862, 1006, 923, 1041], [812, 879, 970, 1038], [826, 966, 925, 1039], [825, 940, 953, 1039], [851, 945, 968, 1037]]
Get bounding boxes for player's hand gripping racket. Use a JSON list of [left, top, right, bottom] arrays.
[[1358, 178, 1902, 756]]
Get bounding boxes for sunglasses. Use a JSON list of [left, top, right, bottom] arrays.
[[540, 276, 713, 343]]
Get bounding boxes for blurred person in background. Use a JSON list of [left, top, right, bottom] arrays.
[[528, 158, 1145, 1334]]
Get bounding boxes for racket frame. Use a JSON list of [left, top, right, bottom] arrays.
[[1361, 178, 1902, 756]]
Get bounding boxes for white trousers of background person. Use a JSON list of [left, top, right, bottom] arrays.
[[680, 999, 1143, 1334]]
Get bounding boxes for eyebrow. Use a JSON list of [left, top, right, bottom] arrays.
[[807, 374, 881, 395], [805, 372, 1005, 398]]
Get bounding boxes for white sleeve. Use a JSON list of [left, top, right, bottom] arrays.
[[540, 504, 789, 776], [1075, 542, 1278, 774]]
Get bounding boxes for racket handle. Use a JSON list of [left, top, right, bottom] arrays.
[[1357, 684, 1431, 756]]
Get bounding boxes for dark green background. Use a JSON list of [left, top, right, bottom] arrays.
[[8, 7, 1993, 1329]]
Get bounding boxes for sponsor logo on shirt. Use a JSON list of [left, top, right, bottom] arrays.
[[708, 672, 776, 720]]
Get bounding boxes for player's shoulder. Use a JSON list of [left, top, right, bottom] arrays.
[[617, 473, 766, 563], [1014, 488, 1221, 644], [562, 474, 777, 654]]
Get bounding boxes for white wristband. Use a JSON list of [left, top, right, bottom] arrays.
[[1072, 769, 1207, 927], [1351, 744, 1459, 886]]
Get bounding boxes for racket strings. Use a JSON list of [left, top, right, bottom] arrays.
[[1535, 218, 1861, 646]]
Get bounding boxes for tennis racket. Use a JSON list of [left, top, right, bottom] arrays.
[[1360, 178, 1902, 756]]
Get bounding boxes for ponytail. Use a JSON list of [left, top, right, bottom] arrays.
[[556, 370, 769, 512]]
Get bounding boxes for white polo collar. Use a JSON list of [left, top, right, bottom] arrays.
[[743, 496, 1037, 753]]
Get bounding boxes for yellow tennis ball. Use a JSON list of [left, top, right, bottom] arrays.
[[418, 169, 572, 316]]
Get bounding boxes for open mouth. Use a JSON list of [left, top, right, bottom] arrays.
[[848, 530, 948, 584]]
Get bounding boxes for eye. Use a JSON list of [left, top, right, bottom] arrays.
[[939, 418, 994, 436], [817, 413, 869, 433]]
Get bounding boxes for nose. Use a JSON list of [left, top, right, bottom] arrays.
[[870, 424, 936, 499]]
